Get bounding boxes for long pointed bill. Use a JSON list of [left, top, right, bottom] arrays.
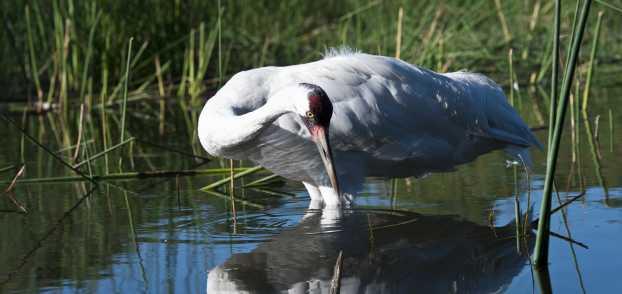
[[312, 126, 341, 196]]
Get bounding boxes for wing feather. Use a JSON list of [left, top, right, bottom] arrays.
[[238, 52, 541, 181]]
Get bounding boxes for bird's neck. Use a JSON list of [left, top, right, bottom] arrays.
[[198, 92, 292, 157]]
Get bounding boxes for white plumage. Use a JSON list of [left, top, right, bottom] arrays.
[[198, 50, 542, 208]]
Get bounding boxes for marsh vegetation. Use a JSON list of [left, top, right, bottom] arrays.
[[1, 0, 621, 292]]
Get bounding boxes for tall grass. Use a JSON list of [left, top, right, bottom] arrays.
[[2, 1, 622, 105], [533, 0, 593, 268]]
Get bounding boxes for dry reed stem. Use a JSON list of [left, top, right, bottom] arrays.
[[329, 250, 344, 294], [394, 7, 403, 59], [72, 104, 86, 162], [494, 0, 512, 42], [3, 165, 27, 213]]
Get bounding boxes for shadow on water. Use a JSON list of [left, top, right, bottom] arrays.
[[207, 209, 532, 294]]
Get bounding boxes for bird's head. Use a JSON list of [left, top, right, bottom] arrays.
[[290, 83, 340, 196]]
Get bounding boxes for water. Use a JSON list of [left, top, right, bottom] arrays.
[[1, 86, 621, 293]]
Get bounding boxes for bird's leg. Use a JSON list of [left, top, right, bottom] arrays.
[[303, 182, 324, 210], [318, 185, 342, 208]]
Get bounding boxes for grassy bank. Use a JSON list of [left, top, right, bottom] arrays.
[[1, 0, 621, 106]]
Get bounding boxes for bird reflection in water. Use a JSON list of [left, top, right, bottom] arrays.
[[207, 209, 532, 293]]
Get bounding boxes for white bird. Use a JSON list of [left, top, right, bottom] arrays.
[[198, 48, 542, 208]]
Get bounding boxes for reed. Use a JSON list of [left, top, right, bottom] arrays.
[[609, 109, 614, 152], [534, 264, 553, 294], [329, 251, 344, 294], [202, 189, 265, 210], [554, 188, 588, 292], [508, 48, 515, 106], [582, 113, 609, 197], [243, 174, 283, 187], [394, 7, 403, 59], [73, 137, 135, 169], [249, 188, 296, 198], [134, 138, 210, 161], [4, 0, 621, 105], [1, 168, 248, 185], [3, 165, 27, 213], [1, 114, 95, 183], [582, 11, 604, 113], [71, 104, 85, 161], [548, 0, 561, 149], [200, 166, 264, 191], [79, 11, 102, 104], [595, 0, 622, 13], [24, 6, 42, 101], [493, 0, 512, 43], [122, 189, 148, 285], [533, 0, 593, 268], [0, 165, 17, 174], [119, 38, 134, 143]]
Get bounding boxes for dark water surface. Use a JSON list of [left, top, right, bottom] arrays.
[[1, 86, 621, 293]]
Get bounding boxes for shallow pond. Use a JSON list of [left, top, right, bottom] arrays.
[[1, 85, 621, 293]]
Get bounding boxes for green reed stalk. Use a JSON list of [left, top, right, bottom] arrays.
[[536, 31, 553, 84], [79, 11, 102, 103], [0, 165, 17, 174], [71, 104, 85, 161], [24, 6, 42, 101], [120, 37, 134, 142], [217, 0, 223, 86], [243, 174, 283, 187], [514, 190, 522, 252], [60, 19, 70, 114], [2, 168, 249, 185], [73, 137, 134, 169], [1, 114, 95, 184], [134, 138, 210, 160], [200, 166, 264, 191], [566, 0, 582, 65], [494, 0, 512, 43], [118, 37, 134, 171], [548, 0, 561, 150], [176, 47, 189, 98], [534, 0, 593, 268], [534, 264, 553, 294], [609, 109, 614, 152], [109, 41, 148, 102], [19, 111, 27, 164], [582, 113, 609, 197], [188, 28, 195, 96], [570, 84, 579, 161], [249, 188, 295, 198], [508, 48, 515, 106], [595, 0, 622, 13], [202, 189, 265, 210], [581, 11, 604, 113]]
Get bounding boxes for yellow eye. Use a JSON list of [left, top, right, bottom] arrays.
[[306, 111, 314, 118]]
